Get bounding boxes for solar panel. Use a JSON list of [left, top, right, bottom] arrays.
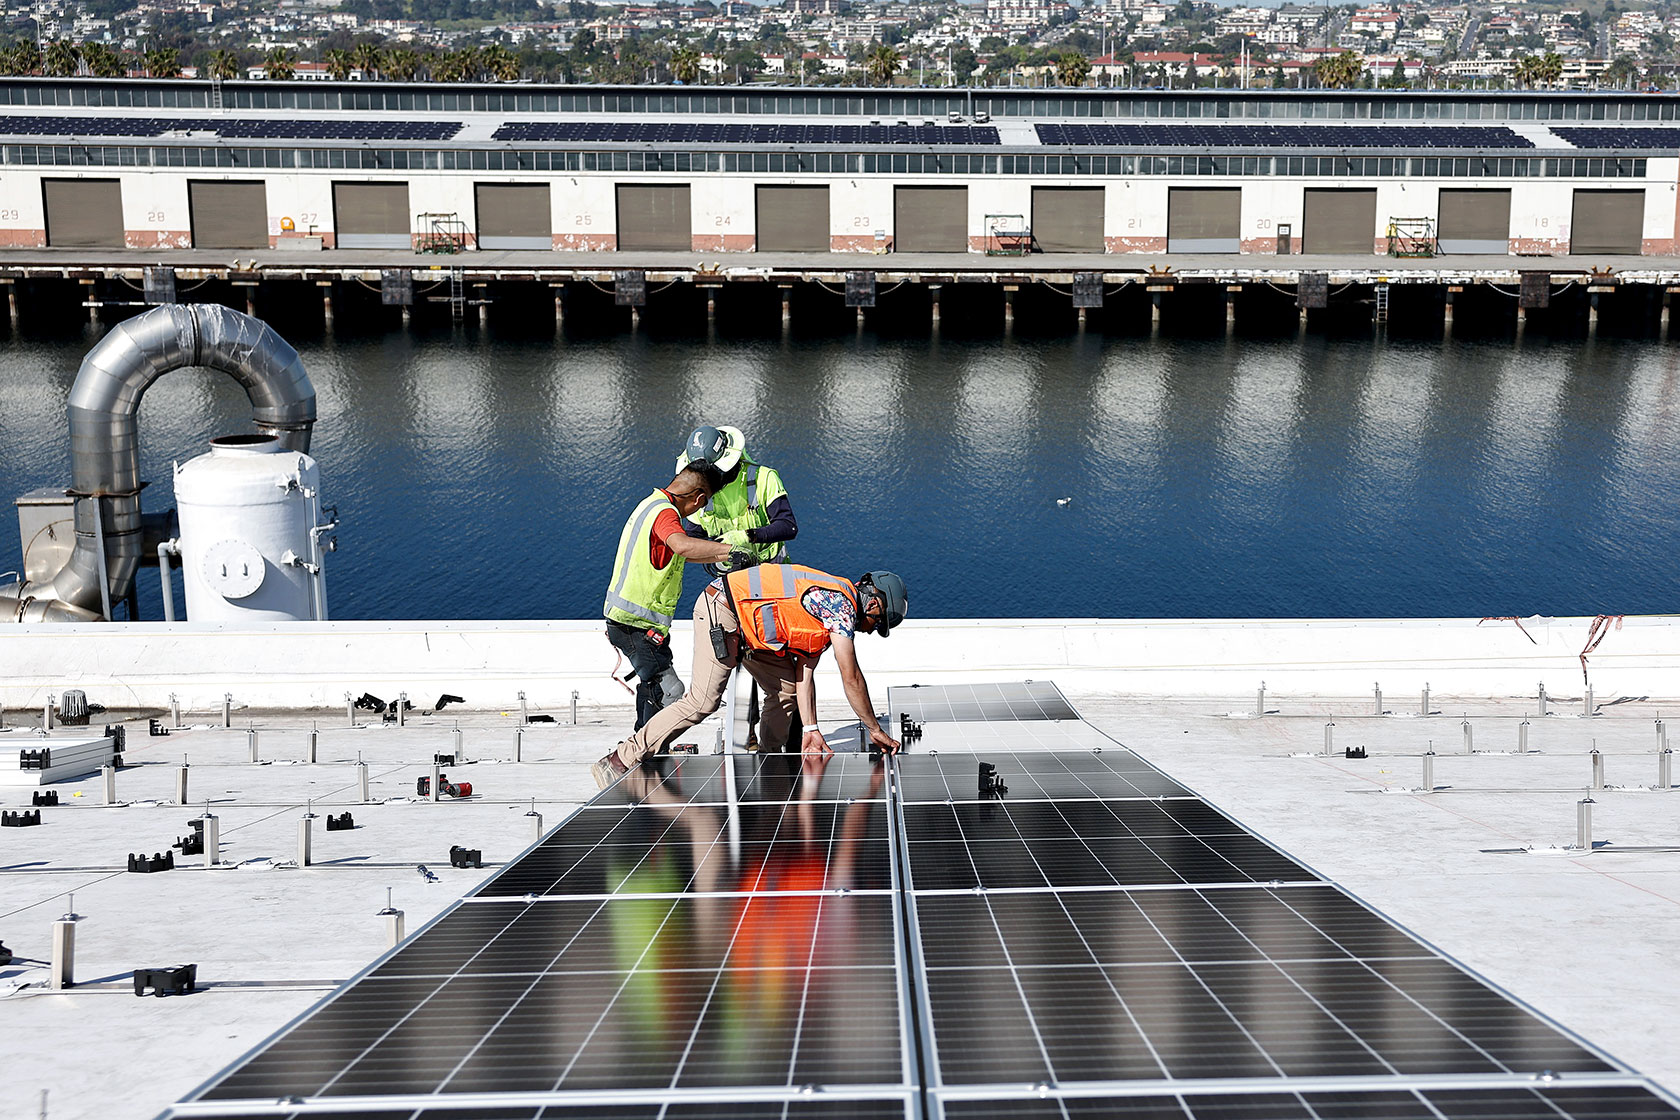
[[897, 748, 1193, 801], [490, 121, 1002, 145], [163, 689, 1678, 1120], [939, 1085, 1680, 1119], [887, 680, 1081, 723], [186, 753, 915, 1115], [1033, 123, 1534, 150], [899, 719, 1124, 755], [1553, 127, 1680, 149], [0, 114, 462, 141]]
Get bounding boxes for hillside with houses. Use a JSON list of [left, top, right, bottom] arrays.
[[0, 0, 1665, 89]]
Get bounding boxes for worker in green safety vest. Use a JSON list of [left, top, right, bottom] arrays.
[[677, 424, 800, 748], [603, 465, 749, 731]]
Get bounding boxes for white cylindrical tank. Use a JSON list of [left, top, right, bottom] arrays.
[[173, 434, 330, 622]]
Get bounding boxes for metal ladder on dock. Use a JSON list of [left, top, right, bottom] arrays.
[[1374, 283, 1390, 324], [449, 268, 465, 321]]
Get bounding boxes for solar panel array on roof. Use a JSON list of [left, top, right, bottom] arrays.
[[1035, 123, 1535, 149], [492, 120, 1002, 145], [0, 114, 461, 140], [1553, 127, 1680, 149], [162, 683, 1680, 1120]]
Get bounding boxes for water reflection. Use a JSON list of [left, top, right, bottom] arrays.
[[2, 329, 1676, 620], [593, 753, 897, 1089]]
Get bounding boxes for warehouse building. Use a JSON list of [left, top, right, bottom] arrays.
[[0, 80, 1677, 258]]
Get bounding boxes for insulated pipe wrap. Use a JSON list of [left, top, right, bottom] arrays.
[[4, 304, 317, 620]]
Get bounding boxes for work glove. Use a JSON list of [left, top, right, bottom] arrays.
[[728, 548, 760, 571], [720, 529, 752, 547]]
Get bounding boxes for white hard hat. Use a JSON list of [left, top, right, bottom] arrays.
[[677, 424, 745, 473]]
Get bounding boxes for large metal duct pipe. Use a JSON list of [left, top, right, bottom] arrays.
[[1, 304, 315, 622]]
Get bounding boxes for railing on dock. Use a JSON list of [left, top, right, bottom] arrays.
[[1387, 217, 1438, 259]]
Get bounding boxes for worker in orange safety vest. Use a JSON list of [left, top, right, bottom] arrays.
[[592, 563, 908, 788]]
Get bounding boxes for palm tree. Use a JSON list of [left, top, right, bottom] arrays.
[[864, 41, 900, 87], [83, 42, 125, 78], [1313, 49, 1362, 89], [670, 43, 701, 84], [144, 46, 182, 77], [447, 47, 480, 81], [9, 40, 42, 75], [384, 48, 420, 80], [350, 41, 382, 78], [322, 48, 353, 80], [208, 48, 239, 80], [1538, 51, 1565, 87], [264, 46, 297, 80], [1054, 50, 1091, 87], [480, 43, 519, 81], [43, 39, 79, 77]]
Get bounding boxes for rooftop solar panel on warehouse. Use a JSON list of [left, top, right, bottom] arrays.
[[1553, 127, 1680, 149], [0, 114, 461, 140], [1035, 123, 1534, 149], [161, 682, 1680, 1120], [492, 120, 1002, 145]]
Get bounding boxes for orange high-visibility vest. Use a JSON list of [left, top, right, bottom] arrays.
[[726, 564, 859, 656]]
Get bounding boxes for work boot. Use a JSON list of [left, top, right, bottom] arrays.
[[591, 748, 630, 790]]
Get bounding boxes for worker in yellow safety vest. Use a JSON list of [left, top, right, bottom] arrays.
[[593, 563, 908, 788], [678, 424, 800, 746], [603, 465, 752, 731]]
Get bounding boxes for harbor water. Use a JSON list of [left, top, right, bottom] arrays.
[[1, 322, 1677, 622]]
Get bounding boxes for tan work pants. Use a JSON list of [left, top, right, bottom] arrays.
[[616, 588, 800, 766]]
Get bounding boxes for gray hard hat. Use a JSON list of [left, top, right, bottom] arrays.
[[680, 425, 743, 473], [858, 571, 908, 637]]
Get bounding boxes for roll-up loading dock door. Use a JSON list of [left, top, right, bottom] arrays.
[[1167, 187, 1241, 253], [333, 182, 410, 249], [1570, 190, 1644, 255], [189, 180, 268, 249], [1436, 189, 1510, 255], [1031, 187, 1104, 253], [756, 185, 830, 252], [616, 185, 692, 251], [895, 186, 968, 253], [475, 184, 551, 250], [44, 179, 123, 247], [1303, 188, 1378, 254]]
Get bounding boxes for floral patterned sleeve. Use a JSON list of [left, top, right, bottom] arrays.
[[800, 588, 856, 640]]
